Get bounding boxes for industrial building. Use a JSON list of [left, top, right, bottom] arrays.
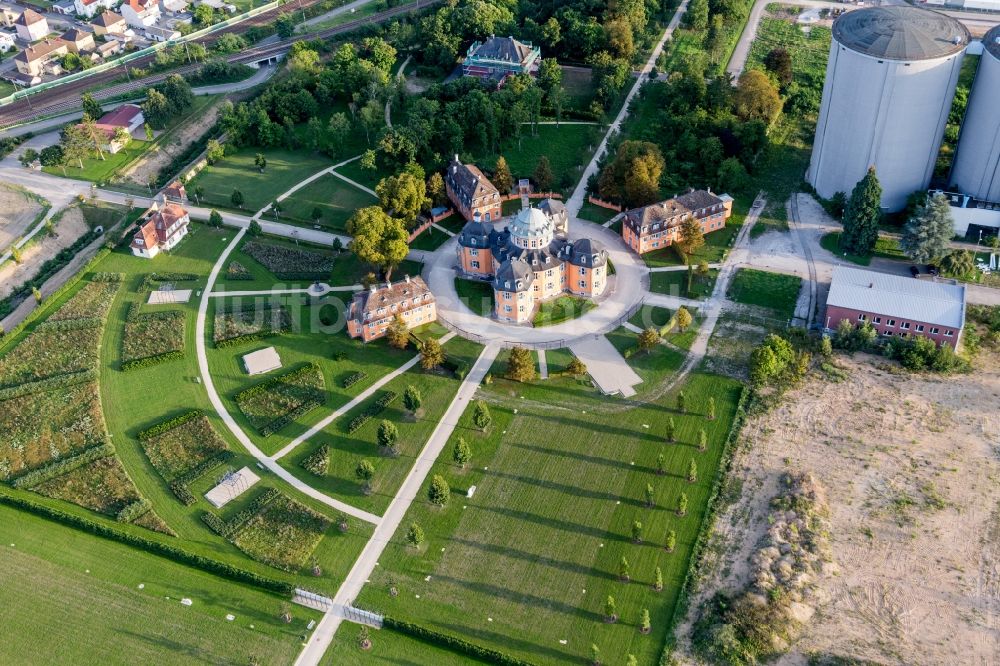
[[807, 7, 969, 212], [950, 25, 1000, 203]]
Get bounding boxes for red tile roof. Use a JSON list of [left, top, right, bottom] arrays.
[[16, 8, 45, 26], [97, 104, 142, 128]]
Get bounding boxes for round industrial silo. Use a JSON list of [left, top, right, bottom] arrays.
[[950, 25, 1000, 202], [807, 7, 969, 211]]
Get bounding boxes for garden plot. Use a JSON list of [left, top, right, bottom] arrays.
[[242, 240, 335, 280], [213, 304, 291, 344], [0, 326, 102, 388], [231, 492, 331, 572], [122, 309, 185, 365], [33, 456, 142, 518], [48, 280, 120, 322], [0, 381, 107, 481], [234, 363, 326, 436], [140, 412, 229, 482]]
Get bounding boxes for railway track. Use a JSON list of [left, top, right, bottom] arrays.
[[0, 0, 435, 129]]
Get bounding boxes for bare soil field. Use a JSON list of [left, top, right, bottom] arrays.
[[121, 100, 221, 187], [677, 351, 1000, 665], [0, 185, 45, 252], [0, 207, 87, 299]]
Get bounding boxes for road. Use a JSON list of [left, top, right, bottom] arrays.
[[726, 0, 1000, 77]]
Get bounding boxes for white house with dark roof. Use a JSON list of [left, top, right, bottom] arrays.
[[15, 9, 49, 43], [462, 35, 540, 81], [824, 266, 966, 346]]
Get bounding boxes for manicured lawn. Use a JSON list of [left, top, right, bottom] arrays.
[[473, 124, 602, 195], [44, 139, 152, 184], [454, 278, 494, 317], [726, 268, 802, 321], [280, 173, 377, 232], [819, 231, 906, 266], [324, 625, 489, 665], [188, 148, 333, 214], [649, 269, 719, 300], [628, 305, 674, 330], [561, 65, 597, 111], [334, 157, 393, 192], [606, 325, 687, 390], [354, 371, 745, 666], [408, 226, 453, 252], [642, 220, 740, 269], [577, 201, 619, 225], [0, 503, 320, 665], [533, 295, 596, 327]]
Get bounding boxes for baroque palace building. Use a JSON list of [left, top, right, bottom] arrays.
[[457, 204, 609, 323]]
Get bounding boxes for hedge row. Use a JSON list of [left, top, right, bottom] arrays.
[[136, 410, 204, 441], [215, 331, 277, 349], [381, 617, 536, 666], [345, 390, 398, 434], [204, 487, 280, 539], [273, 271, 330, 281], [121, 350, 186, 372], [0, 492, 294, 595], [0, 248, 112, 352], [116, 498, 152, 523], [140, 272, 199, 289], [35, 316, 103, 332], [169, 450, 236, 506], [90, 272, 124, 283], [10, 443, 115, 489], [342, 371, 367, 388], [658, 385, 752, 665], [0, 369, 96, 401], [259, 399, 323, 438], [234, 363, 321, 403], [442, 357, 469, 380]]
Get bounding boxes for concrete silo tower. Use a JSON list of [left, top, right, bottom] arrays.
[[807, 7, 970, 211], [950, 25, 1000, 202]]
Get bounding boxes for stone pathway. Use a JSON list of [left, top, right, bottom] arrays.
[[649, 262, 722, 273], [330, 170, 376, 197], [537, 349, 548, 379], [568, 335, 641, 397]]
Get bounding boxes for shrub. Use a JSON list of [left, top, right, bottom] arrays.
[[301, 444, 330, 476], [241, 241, 334, 279], [116, 498, 152, 523], [345, 390, 399, 433], [428, 474, 450, 506], [342, 371, 367, 388], [379, 618, 534, 666], [137, 410, 204, 440]]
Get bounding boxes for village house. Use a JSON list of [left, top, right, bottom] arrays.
[[78, 103, 144, 152], [162, 180, 186, 203], [95, 38, 123, 59], [825, 266, 966, 347], [130, 197, 190, 258], [0, 6, 19, 28], [14, 39, 68, 76], [457, 205, 609, 324], [0, 31, 15, 53], [159, 0, 189, 14], [621, 189, 734, 255], [74, 0, 119, 19], [15, 9, 49, 43], [347, 276, 437, 342], [91, 10, 127, 35], [60, 28, 95, 53], [445, 156, 502, 223], [144, 24, 180, 41], [119, 0, 159, 28], [462, 35, 540, 82]]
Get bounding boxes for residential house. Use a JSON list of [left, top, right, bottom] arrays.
[[52, 1, 76, 15], [91, 10, 126, 35], [60, 28, 95, 53], [74, 0, 119, 19], [79, 103, 144, 152], [95, 38, 122, 59], [457, 206, 608, 323], [14, 39, 68, 76], [162, 180, 186, 202], [824, 266, 966, 347], [346, 276, 437, 342], [120, 0, 159, 28], [144, 24, 179, 41], [160, 0, 188, 13], [621, 189, 734, 255], [0, 32, 15, 53], [462, 35, 540, 82], [15, 9, 49, 43], [130, 198, 191, 258], [445, 156, 502, 223], [1, 6, 20, 27]]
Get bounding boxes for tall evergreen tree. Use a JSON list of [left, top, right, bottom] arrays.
[[841, 167, 882, 255], [900, 193, 954, 263]]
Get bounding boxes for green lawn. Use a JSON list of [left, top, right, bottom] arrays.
[[353, 371, 746, 666], [561, 65, 597, 111], [408, 226, 453, 252], [642, 220, 741, 268], [280, 173, 377, 232], [189, 147, 334, 214], [324, 624, 490, 665], [649, 269, 719, 300], [628, 305, 674, 330], [278, 336, 484, 516], [454, 278, 494, 317], [533, 295, 597, 327], [606, 325, 687, 390], [577, 201, 619, 225], [333, 156, 393, 192], [90, 225, 374, 597], [726, 268, 802, 321], [0, 503, 320, 665], [819, 231, 906, 266], [473, 124, 602, 195]]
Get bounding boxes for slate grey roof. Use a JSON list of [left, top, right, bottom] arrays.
[[502, 242, 565, 272], [985, 24, 1000, 60], [469, 36, 535, 64], [446, 157, 499, 205], [826, 266, 966, 328], [493, 259, 534, 292], [457, 220, 492, 248], [562, 238, 608, 268], [833, 7, 969, 61], [622, 190, 727, 236]]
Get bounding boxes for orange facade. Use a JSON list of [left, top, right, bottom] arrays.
[[622, 195, 733, 255], [348, 300, 437, 342], [458, 245, 494, 277]]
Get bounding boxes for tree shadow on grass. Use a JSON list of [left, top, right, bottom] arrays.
[[434, 621, 576, 663], [477, 505, 628, 543], [509, 441, 656, 474], [485, 469, 645, 508], [449, 537, 619, 582], [431, 573, 604, 623], [530, 412, 663, 444]]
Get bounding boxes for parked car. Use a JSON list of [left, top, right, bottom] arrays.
[[927, 265, 939, 276], [909, 266, 920, 278]]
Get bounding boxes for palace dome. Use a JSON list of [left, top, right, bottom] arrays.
[[509, 207, 554, 248]]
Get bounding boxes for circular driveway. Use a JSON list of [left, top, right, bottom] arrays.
[[423, 220, 650, 347]]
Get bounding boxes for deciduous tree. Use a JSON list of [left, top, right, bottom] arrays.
[[403, 385, 422, 413], [473, 399, 492, 430], [376, 420, 398, 451], [452, 437, 472, 468], [420, 338, 444, 370], [533, 155, 554, 193], [493, 156, 513, 195], [376, 172, 429, 229], [347, 207, 409, 278], [406, 522, 425, 547], [733, 70, 782, 125], [355, 459, 375, 493], [506, 346, 536, 382]]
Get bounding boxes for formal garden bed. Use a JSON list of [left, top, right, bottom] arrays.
[[48, 281, 121, 322], [213, 304, 291, 345], [137, 410, 232, 506], [230, 493, 331, 572], [121, 307, 186, 368], [241, 241, 336, 280], [234, 363, 327, 436]]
